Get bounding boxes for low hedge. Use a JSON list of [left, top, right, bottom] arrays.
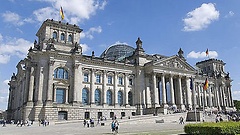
[[184, 121, 240, 135]]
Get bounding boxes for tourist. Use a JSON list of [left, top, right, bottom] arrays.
[[115, 120, 119, 133], [179, 116, 184, 124], [83, 119, 86, 127], [111, 120, 115, 132]]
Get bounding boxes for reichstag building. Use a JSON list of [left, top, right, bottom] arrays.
[[7, 19, 234, 121]]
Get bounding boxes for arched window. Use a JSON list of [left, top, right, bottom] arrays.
[[95, 89, 101, 105], [118, 91, 123, 106], [61, 33, 65, 41], [53, 31, 57, 39], [82, 88, 89, 105], [68, 34, 73, 42], [54, 67, 68, 79], [106, 90, 112, 105], [128, 91, 133, 106]]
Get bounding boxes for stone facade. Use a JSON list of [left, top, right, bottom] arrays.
[[7, 19, 234, 122]]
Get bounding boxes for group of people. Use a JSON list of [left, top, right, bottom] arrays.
[[83, 118, 95, 127]]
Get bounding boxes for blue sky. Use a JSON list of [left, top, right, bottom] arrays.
[[0, 0, 240, 110]]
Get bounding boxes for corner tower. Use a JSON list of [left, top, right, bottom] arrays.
[[35, 19, 83, 52]]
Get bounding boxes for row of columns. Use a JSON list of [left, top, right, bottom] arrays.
[[151, 73, 192, 110], [195, 83, 233, 109]]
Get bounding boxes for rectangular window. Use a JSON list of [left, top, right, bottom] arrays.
[[118, 77, 123, 85], [108, 76, 113, 84], [56, 88, 65, 104], [84, 73, 89, 82], [96, 74, 101, 83]]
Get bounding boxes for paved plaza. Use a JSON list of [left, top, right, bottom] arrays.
[[1, 114, 187, 135]]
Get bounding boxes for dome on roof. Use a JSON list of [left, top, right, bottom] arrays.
[[100, 44, 135, 61]]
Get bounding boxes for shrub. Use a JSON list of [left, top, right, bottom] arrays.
[[184, 121, 240, 135]]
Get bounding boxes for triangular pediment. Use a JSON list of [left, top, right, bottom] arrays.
[[153, 55, 195, 72]]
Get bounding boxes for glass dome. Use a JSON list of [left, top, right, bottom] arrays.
[[100, 44, 135, 61]]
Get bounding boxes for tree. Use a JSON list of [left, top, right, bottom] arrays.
[[233, 100, 240, 111]]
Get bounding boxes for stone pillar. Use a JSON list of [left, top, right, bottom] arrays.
[[178, 76, 184, 110], [185, 77, 192, 109], [161, 74, 167, 106], [197, 84, 201, 107], [152, 73, 159, 107], [222, 85, 226, 107], [46, 60, 54, 105], [145, 76, 151, 108], [103, 70, 107, 105], [208, 85, 213, 108], [37, 66, 43, 105], [192, 81, 197, 109], [65, 86, 69, 104], [90, 69, 95, 104], [203, 87, 207, 107], [73, 63, 80, 104], [28, 66, 35, 104], [169, 75, 175, 105], [124, 73, 129, 106], [215, 85, 221, 109], [114, 72, 118, 105], [228, 85, 233, 107]]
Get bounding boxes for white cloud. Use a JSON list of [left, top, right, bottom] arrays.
[[224, 11, 234, 18], [33, 7, 59, 23], [80, 26, 102, 39], [182, 3, 219, 31], [0, 34, 33, 64], [80, 43, 91, 54], [232, 90, 240, 100], [2, 11, 23, 26], [33, 0, 107, 24], [187, 50, 218, 59], [2, 11, 34, 26]]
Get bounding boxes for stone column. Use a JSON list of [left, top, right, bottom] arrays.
[[169, 75, 175, 105], [161, 74, 167, 106], [203, 87, 207, 107], [178, 76, 184, 110], [37, 66, 43, 105], [114, 72, 118, 105], [145, 76, 151, 108], [103, 70, 107, 106], [152, 73, 159, 107], [73, 64, 80, 104], [197, 84, 201, 107], [46, 60, 54, 105], [65, 86, 69, 104], [208, 85, 213, 108], [90, 69, 95, 104], [28, 66, 35, 104], [192, 79, 196, 110], [124, 73, 129, 106], [185, 77, 192, 109], [53, 87, 56, 102], [228, 85, 233, 107], [222, 85, 226, 107]]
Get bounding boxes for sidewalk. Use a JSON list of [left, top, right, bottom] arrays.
[[1, 119, 185, 135]]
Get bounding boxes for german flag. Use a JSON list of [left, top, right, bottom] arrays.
[[203, 78, 208, 90], [60, 6, 64, 20], [206, 48, 209, 56]]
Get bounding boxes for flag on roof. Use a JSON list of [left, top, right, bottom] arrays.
[[206, 48, 209, 56], [60, 6, 64, 20]]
